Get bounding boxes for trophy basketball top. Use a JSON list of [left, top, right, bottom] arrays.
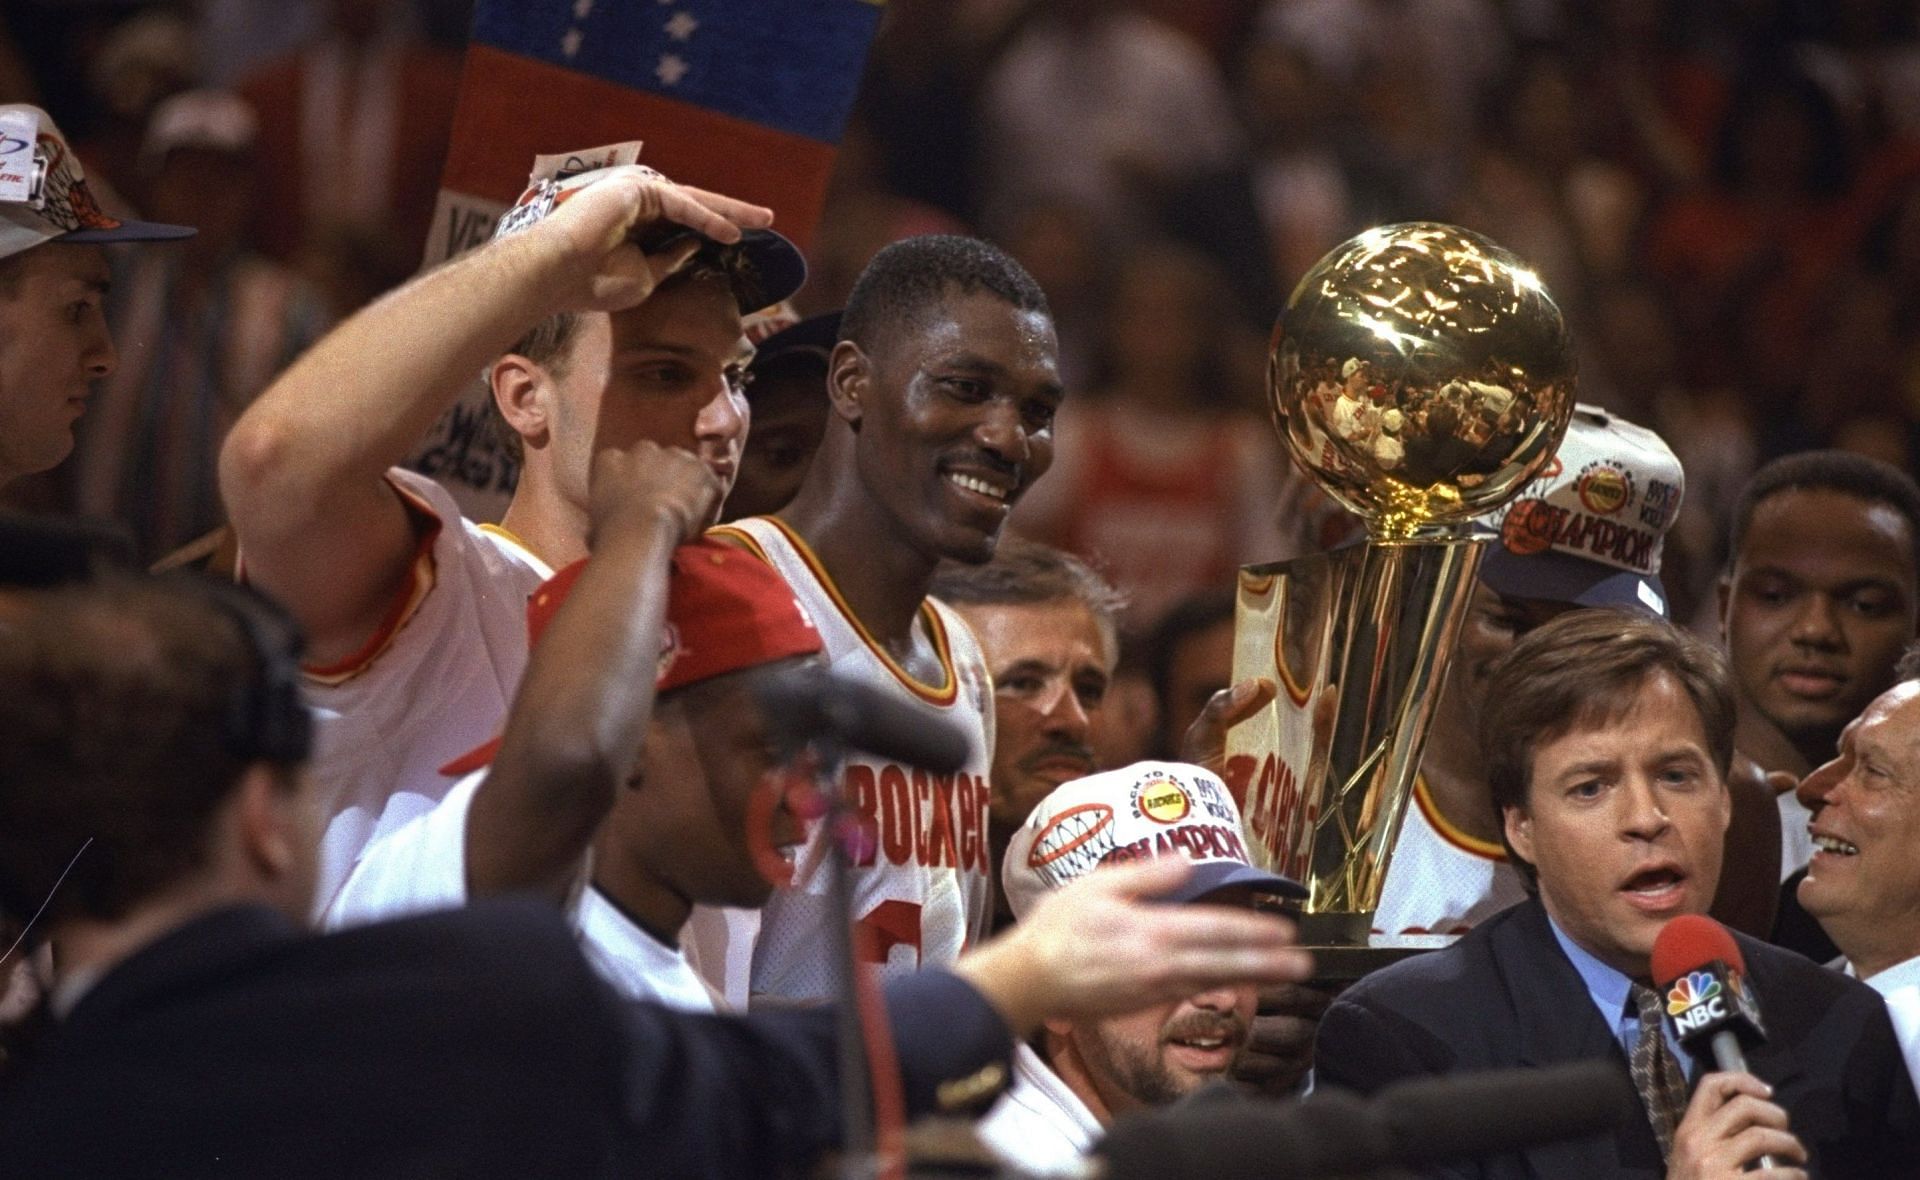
[[1269, 222, 1577, 542]]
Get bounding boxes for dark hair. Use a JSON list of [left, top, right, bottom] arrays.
[[1729, 450, 1920, 567], [1479, 609, 1736, 889], [1144, 589, 1237, 757], [839, 234, 1051, 359], [931, 538, 1126, 639], [0, 574, 307, 932]]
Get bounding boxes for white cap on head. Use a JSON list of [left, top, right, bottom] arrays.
[[0, 104, 195, 261], [1474, 403, 1684, 617], [1002, 760, 1305, 921]]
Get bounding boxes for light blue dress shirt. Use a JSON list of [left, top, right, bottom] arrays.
[[1548, 915, 1695, 1079]]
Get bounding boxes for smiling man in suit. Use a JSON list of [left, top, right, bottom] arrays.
[[1314, 609, 1919, 1179]]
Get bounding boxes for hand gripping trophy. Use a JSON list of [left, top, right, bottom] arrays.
[[1227, 223, 1575, 978]]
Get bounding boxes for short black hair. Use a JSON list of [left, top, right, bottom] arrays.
[[839, 235, 1051, 358], [1729, 450, 1920, 567], [0, 574, 305, 932]]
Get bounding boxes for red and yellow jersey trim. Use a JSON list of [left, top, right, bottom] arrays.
[[1413, 773, 1508, 862], [712, 517, 959, 706], [302, 479, 446, 685]]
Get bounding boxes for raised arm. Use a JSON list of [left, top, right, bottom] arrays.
[[218, 173, 771, 665], [464, 439, 722, 900]]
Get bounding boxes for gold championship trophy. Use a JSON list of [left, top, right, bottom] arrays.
[[1229, 223, 1576, 980]]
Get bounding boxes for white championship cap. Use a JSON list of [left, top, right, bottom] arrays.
[[1002, 761, 1305, 921], [1474, 403, 1684, 617], [0, 104, 194, 261]]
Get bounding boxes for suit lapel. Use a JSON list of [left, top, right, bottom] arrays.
[[1492, 900, 1664, 1178]]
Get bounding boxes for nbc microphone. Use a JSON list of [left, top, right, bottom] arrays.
[[1651, 913, 1780, 1170]]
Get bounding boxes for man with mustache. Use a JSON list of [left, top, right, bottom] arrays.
[[1717, 452, 1920, 956], [1316, 609, 1919, 1179], [712, 235, 1064, 1001], [931, 538, 1123, 931], [977, 762, 1305, 1174]]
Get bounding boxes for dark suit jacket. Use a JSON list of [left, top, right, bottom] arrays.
[[0, 900, 1011, 1178], [1315, 898, 1920, 1179]]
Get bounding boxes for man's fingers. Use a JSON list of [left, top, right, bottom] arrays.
[[1088, 855, 1194, 899], [1179, 678, 1276, 765], [1687, 1069, 1775, 1114], [1257, 980, 1333, 1018], [653, 185, 773, 243], [1764, 770, 1798, 798], [1729, 1126, 1807, 1165], [668, 184, 775, 229]]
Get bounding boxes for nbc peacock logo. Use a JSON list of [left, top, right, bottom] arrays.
[[1666, 971, 1721, 1016]]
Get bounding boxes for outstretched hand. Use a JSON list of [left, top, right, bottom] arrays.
[[954, 858, 1312, 1037], [1180, 678, 1277, 776]]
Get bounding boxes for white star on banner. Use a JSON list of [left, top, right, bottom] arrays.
[[656, 53, 689, 86], [664, 11, 698, 41], [561, 27, 583, 58]]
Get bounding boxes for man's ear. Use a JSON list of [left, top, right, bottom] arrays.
[[235, 764, 299, 881], [492, 354, 552, 449], [1502, 803, 1534, 866], [826, 340, 868, 427]]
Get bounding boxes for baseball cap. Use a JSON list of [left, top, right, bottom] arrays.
[[141, 90, 258, 168], [1003, 761, 1306, 921], [490, 141, 805, 314], [746, 309, 840, 395], [1474, 403, 1683, 617], [0, 105, 195, 261], [439, 538, 823, 775]]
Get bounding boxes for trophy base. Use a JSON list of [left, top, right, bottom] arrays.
[[1304, 934, 1455, 987]]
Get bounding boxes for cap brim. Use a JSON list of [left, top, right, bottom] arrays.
[[60, 219, 197, 245], [726, 228, 806, 313], [1162, 860, 1307, 905], [1479, 546, 1668, 617], [752, 310, 841, 365]]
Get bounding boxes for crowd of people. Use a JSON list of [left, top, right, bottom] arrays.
[[6, 1, 1920, 1177]]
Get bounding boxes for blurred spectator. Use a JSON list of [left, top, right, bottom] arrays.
[[1014, 243, 1287, 627], [1155, 31, 1353, 320], [1000, 195, 1108, 391], [71, 10, 197, 207], [857, 0, 985, 224], [70, 90, 328, 561], [1144, 589, 1237, 762], [236, 0, 460, 265], [978, 0, 1240, 238]]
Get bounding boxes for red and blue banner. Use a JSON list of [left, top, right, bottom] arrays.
[[416, 0, 885, 516]]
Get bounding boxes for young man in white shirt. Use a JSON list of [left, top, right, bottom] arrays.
[[976, 761, 1304, 1174], [221, 149, 805, 910]]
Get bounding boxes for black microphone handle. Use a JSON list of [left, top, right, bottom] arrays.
[[1095, 1061, 1632, 1180], [1704, 1030, 1782, 1170], [758, 665, 975, 774]]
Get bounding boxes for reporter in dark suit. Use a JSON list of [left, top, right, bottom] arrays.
[[0, 570, 1310, 1178], [1314, 610, 1920, 1180]]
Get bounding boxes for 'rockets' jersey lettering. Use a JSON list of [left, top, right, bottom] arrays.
[[717, 517, 996, 1003]]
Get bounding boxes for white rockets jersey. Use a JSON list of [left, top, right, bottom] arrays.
[[714, 516, 997, 1003], [1372, 775, 1527, 937], [298, 468, 551, 916]]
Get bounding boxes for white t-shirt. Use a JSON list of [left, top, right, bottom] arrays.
[[579, 888, 722, 1013], [1856, 955, 1920, 1093], [976, 1043, 1104, 1176], [323, 772, 717, 1011], [298, 468, 551, 915], [1373, 776, 1527, 937], [714, 517, 997, 1004], [1779, 791, 1815, 882]]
